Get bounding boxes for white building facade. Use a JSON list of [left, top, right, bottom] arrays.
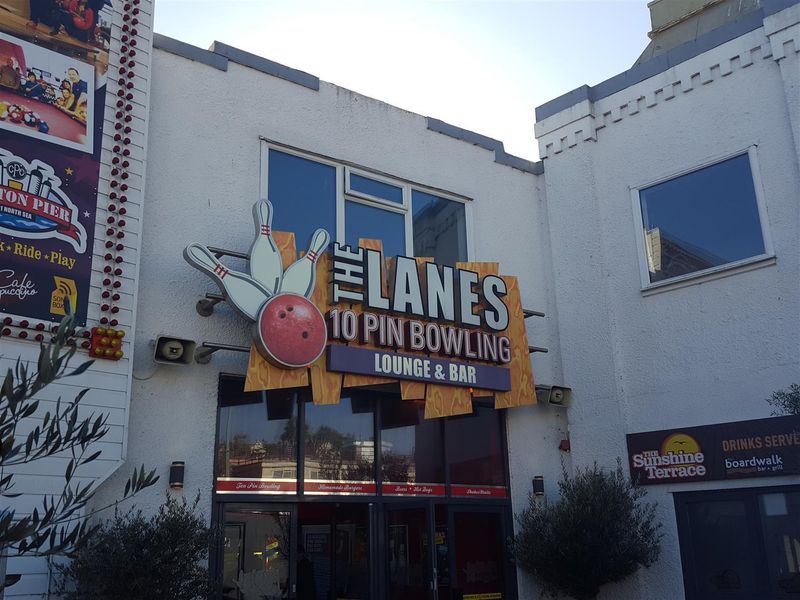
[[2, 0, 798, 599]]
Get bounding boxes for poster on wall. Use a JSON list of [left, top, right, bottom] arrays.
[[627, 414, 800, 485], [0, 2, 112, 326]]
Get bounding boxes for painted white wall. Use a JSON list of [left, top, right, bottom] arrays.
[[527, 5, 800, 600], [90, 39, 564, 580]]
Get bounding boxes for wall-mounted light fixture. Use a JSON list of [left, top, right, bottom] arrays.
[[532, 475, 545, 497], [169, 461, 185, 490]]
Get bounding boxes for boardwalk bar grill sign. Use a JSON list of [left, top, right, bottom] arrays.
[[185, 198, 535, 415], [626, 414, 800, 485]]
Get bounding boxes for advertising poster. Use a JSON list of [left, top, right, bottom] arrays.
[[0, 1, 112, 326], [627, 414, 800, 485]]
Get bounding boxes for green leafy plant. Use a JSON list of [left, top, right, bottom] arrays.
[[56, 493, 215, 600], [512, 461, 662, 600], [767, 383, 800, 416], [0, 314, 158, 561]]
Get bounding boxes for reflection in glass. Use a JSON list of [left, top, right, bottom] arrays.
[[446, 404, 504, 486], [345, 200, 405, 258], [760, 492, 800, 595], [223, 506, 292, 600], [304, 393, 375, 482], [639, 153, 765, 283], [350, 173, 403, 204], [381, 395, 444, 484], [454, 511, 505, 597], [216, 379, 298, 482], [687, 500, 761, 596], [268, 149, 337, 250], [298, 503, 371, 600], [387, 507, 431, 600], [412, 190, 467, 266]]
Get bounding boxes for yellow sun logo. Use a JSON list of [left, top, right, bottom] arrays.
[[660, 433, 700, 456]]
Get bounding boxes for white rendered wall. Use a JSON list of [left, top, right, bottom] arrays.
[[90, 44, 566, 600], [1, 1, 156, 597], [527, 6, 800, 600]]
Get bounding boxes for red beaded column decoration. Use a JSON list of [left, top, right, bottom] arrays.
[[95, 0, 142, 359]]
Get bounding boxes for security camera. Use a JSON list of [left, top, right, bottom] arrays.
[[536, 384, 572, 407], [153, 335, 197, 366]]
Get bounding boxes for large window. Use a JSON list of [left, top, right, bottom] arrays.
[[216, 381, 298, 487], [267, 149, 337, 251], [675, 486, 800, 600], [445, 403, 505, 488], [304, 393, 375, 484], [635, 151, 770, 286], [380, 396, 444, 486], [215, 378, 507, 495], [263, 144, 470, 265]]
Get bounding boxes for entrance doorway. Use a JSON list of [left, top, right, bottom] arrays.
[[385, 502, 510, 600], [219, 501, 514, 600]]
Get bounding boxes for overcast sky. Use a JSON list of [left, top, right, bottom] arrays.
[[154, 0, 652, 160]]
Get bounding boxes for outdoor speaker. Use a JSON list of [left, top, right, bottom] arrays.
[[153, 335, 196, 366], [536, 385, 573, 407]]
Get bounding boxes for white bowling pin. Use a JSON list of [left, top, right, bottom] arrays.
[[184, 243, 270, 320], [279, 228, 330, 298], [248, 199, 283, 295]]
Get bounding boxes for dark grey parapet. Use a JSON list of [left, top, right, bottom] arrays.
[[210, 42, 320, 91], [152, 33, 228, 71], [426, 117, 543, 175]]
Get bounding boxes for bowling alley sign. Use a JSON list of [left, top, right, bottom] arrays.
[[185, 199, 535, 416]]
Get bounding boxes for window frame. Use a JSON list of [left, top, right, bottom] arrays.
[[630, 145, 774, 293], [674, 484, 800, 600], [260, 139, 474, 261]]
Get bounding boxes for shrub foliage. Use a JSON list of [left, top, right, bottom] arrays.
[[512, 461, 662, 600], [767, 383, 800, 416], [57, 493, 215, 600]]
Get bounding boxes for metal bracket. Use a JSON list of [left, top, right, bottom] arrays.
[[523, 309, 545, 318], [195, 293, 225, 317], [194, 341, 250, 364], [208, 246, 249, 260], [529, 345, 549, 353]]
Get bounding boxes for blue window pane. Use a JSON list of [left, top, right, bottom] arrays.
[[412, 191, 467, 266], [350, 173, 403, 204], [345, 201, 405, 257], [640, 154, 765, 283], [268, 149, 336, 250]]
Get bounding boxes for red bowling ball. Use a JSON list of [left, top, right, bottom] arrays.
[[256, 293, 327, 368]]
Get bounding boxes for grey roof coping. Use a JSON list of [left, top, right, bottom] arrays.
[[210, 42, 320, 91], [427, 117, 543, 175], [152, 33, 228, 71], [535, 0, 799, 122], [152, 36, 540, 172]]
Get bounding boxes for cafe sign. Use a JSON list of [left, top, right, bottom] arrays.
[[627, 414, 800, 485], [184, 199, 536, 418]]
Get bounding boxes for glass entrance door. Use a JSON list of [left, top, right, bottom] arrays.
[[448, 507, 510, 600], [222, 504, 295, 600], [386, 504, 435, 600]]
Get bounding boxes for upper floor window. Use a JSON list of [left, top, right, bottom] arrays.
[[635, 151, 770, 286], [264, 144, 470, 265], [267, 149, 337, 252]]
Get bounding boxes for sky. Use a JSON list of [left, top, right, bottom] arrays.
[[153, 0, 652, 160]]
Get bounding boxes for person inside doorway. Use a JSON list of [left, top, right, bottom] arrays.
[[296, 545, 317, 600]]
